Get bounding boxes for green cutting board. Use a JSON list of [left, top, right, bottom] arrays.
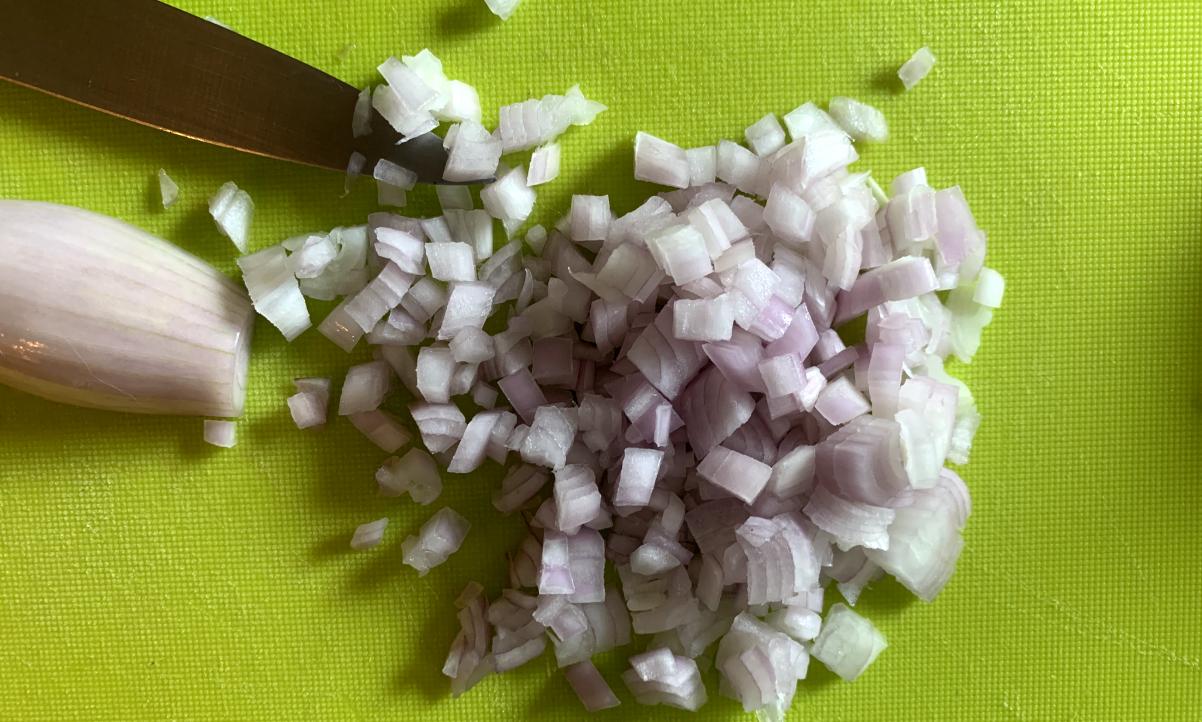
[[1, 1, 1199, 719]]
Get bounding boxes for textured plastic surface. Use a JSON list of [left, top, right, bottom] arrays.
[[0, 1, 1199, 720]]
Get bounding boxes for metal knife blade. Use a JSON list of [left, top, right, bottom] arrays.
[[0, 0, 461, 184]]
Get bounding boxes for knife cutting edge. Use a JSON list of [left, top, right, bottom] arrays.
[[0, 0, 465, 184]]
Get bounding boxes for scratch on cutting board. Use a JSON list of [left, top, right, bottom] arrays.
[[967, 551, 1200, 670]]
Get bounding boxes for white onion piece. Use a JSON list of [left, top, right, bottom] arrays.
[[570, 195, 613, 242], [781, 101, 844, 141], [835, 256, 938, 324], [758, 353, 806, 398], [496, 88, 603, 154], [377, 57, 438, 113], [559, 84, 608, 128], [744, 113, 786, 157], [400, 49, 450, 112], [203, 419, 236, 448], [672, 294, 734, 342], [865, 470, 967, 601], [368, 307, 425, 347], [686, 146, 717, 186], [338, 360, 391, 415], [898, 46, 936, 90], [528, 143, 562, 186], [209, 181, 253, 253], [288, 235, 337, 279], [410, 402, 465, 454], [803, 485, 894, 551], [725, 259, 782, 331], [483, 410, 517, 462], [493, 464, 549, 513], [350, 518, 388, 550], [400, 279, 447, 326], [816, 415, 909, 504], [634, 132, 689, 189], [646, 224, 713, 285], [237, 245, 311, 341], [866, 342, 905, 418], [403, 507, 470, 576], [520, 405, 577, 470], [439, 282, 496, 340], [593, 244, 664, 303], [972, 267, 1006, 308], [763, 184, 815, 247], [716, 140, 767, 196], [348, 409, 410, 453], [445, 209, 494, 261], [490, 593, 546, 672], [621, 648, 707, 711], [554, 465, 602, 535], [376, 448, 442, 503], [810, 603, 886, 681], [716, 612, 808, 715], [768, 444, 816, 498], [416, 347, 455, 403], [564, 661, 621, 712], [425, 241, 476, 282], [449, 363, 478, 398], [373, 159, 418, 192], [440, 80, 483, 123], [445, 410, 501, 474], [374, 92, 437, 142], [443, 120, 503, 183], [828, 97, 888, 143], [443, 582, 493, 696], [287, 385, 328, 429], [450, 327, 494, 364], [577, 393, 622, 452], [481, 165, 536, 225], [157, 169, 179, 208], [352, 86, 372, 137], [780, 130, 858, 192], [697, 446, 771, 504], [886, 184, 937, 251], [300, 225, 369, 301], [344, 263, 414, 333], [498, 369, 547, 423], [613, 447, 664, 509], [814, 376, 869, 425], [627, 304, 708, 399], [538, 531, 575, 595], [685, 197, 747, 259], [564, 528, 606, 603]]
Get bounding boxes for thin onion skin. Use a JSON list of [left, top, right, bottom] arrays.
[[0, 201, 253, 417]]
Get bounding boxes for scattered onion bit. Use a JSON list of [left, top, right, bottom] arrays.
[[208, 180, 253, 253], [483, 0, 521, 20], [202, 419, 236, 448], [157, 169, 178, 208], [898, 46, 936, 90], [350, 518, 389, 550]]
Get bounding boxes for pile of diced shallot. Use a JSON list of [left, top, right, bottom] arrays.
[[228, 46, 1002, 717]]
